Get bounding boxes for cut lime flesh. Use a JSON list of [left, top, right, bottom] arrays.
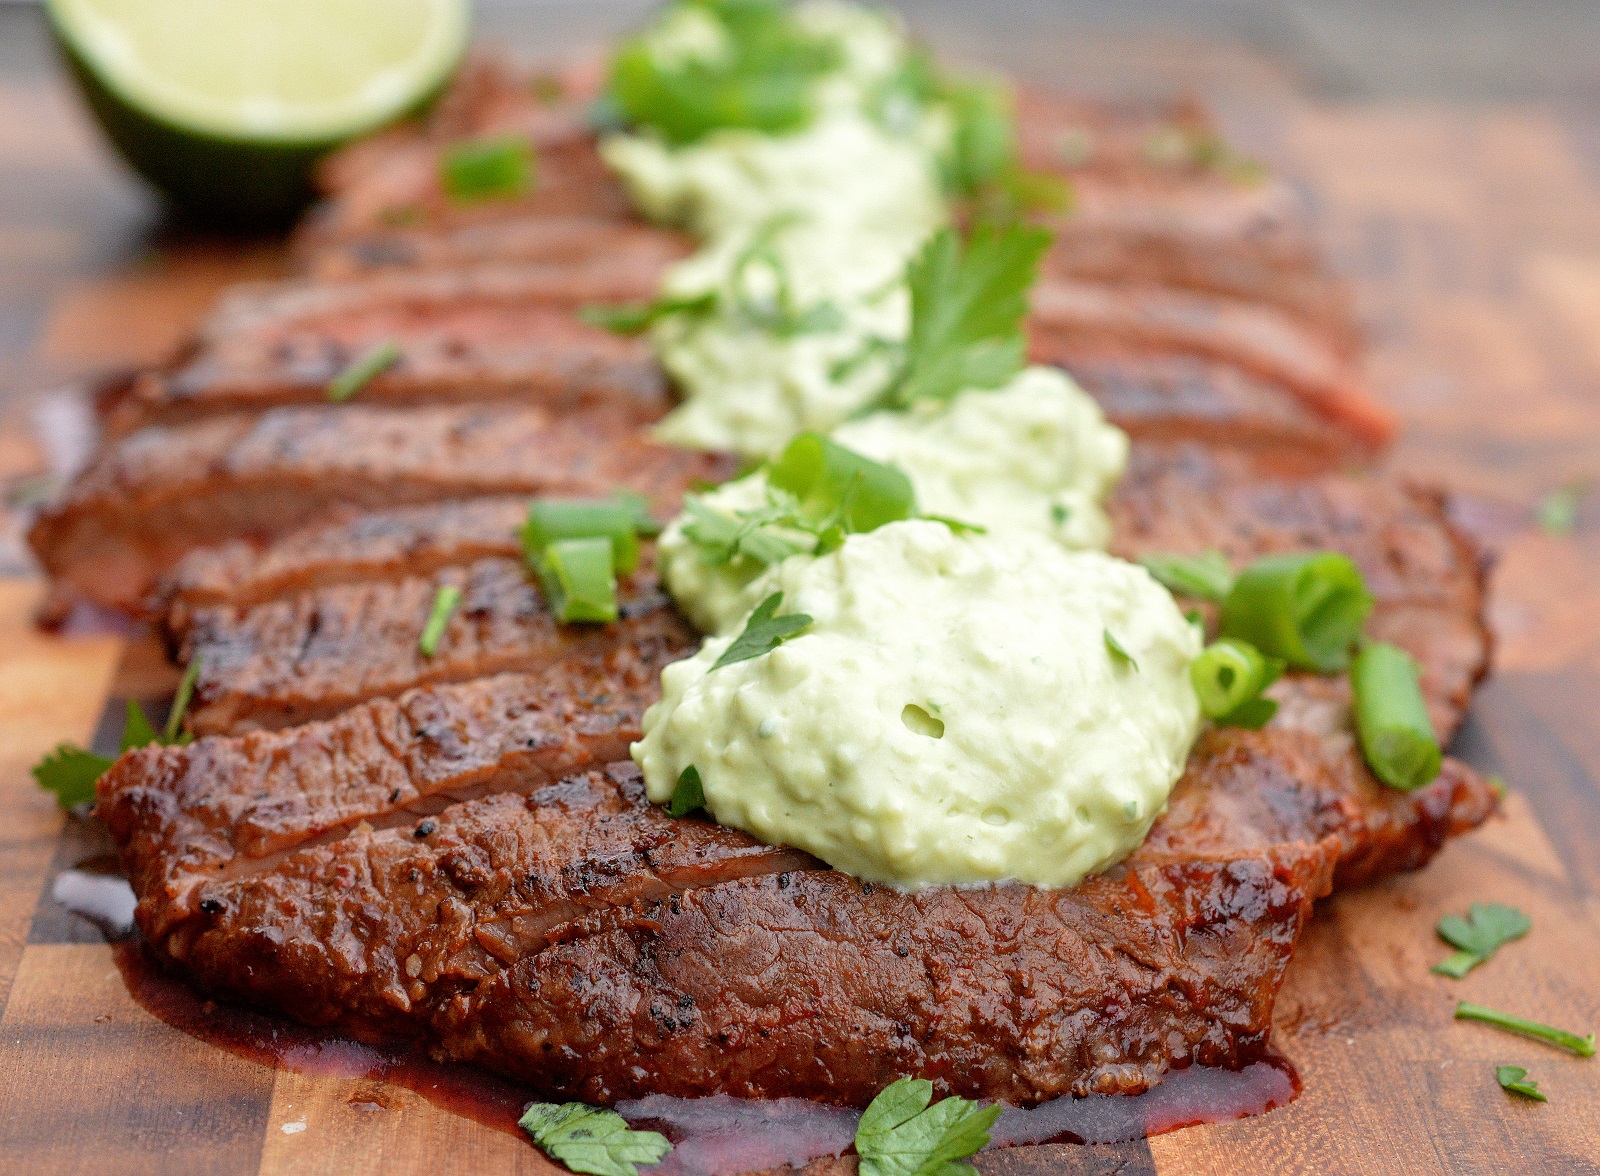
[[47, 0, 469, 227]]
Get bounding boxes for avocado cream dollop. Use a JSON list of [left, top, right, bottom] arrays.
[[632, 521, 1202, 889], [655, 366, 1129, 634]]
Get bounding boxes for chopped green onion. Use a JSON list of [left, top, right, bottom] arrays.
[[163, 656, 202, 744], [1495, 1065, 1548, 1102], [1141, 550, 1234, 602], [440, 135, 535, 203], [418, 585, 461, 658], [1190, 638, 1284, 729], [522, 496, 646, 575], [767, 433, 915, 535], [327, 340, 401, 402], [1455, 1002, 1596, 1056], [667, 765, 706, 818], [579, 291, 717, 336], [537, 537, 618, 624], [1218, 551, 1373, 672], [1351, 641, 1442, 791]]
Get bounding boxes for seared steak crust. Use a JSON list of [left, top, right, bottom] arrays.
[[180, 558, 693, 734], [28, 406, 734, 615]]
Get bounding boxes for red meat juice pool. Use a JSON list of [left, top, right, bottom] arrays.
[[78, 882, 1296, 1172]]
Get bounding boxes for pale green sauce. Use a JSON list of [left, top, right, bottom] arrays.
[[633, 522, 1203, 889]]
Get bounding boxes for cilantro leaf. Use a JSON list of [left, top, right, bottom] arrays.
[[579, 292, 718, 336], [1104, 629, 1139, 673], [727, 219, 848, 338], [855, 1077, 1000, 1176], [518, 1102, 670, 1176], [32, 659, 201, 810], [1495, 1065, 1548, 1103], [1433, 902, 1531, 978], [871, 222, 1052, 412], [712, 592, 812, 670], [923, 514, 986, 536], [667, 765, 706, 817], [31, 745, 114, 809], [1139, 551, 1234, 601]]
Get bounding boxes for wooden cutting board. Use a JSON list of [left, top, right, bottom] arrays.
[[1, 77, 1598, 1176]]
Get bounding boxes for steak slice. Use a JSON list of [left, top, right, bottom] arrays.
[[104, 265, 673, 438], [101, 722, 1495, 1106], [28, 405, 734, 617], [179, 557, 694, 735], [1108, 444, 1490, 741], [1029, 280, 1393, 453]]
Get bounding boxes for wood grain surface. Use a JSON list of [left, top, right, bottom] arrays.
[[1, 31, 1598, 1176]]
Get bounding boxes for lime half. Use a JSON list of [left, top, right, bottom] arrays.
[[47, 0, 469, 227]]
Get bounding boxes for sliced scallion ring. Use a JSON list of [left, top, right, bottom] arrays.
[[1190, 637, 1283, 729], [537, 537, 618, 624], [1351, 641, 1441, 791], [1218, 551, 1372, 673]]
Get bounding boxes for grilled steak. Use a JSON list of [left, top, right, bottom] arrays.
[[1030, 280, 1392, 452], [100, 717, 1495, 1105], [28, 405, 734, 616], [180, 557, 693, 735], [104, 265, 676, 437]]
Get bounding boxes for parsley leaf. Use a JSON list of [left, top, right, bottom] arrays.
[[868, 222, 1052, 413], [855, 1076, 1000, 1176], [1104, 630, 1139, 673], [712, 592, 812, 670], [518, 1102, 670, 1176], [1495, 1065, 1548, 1103], [607, 0, 839, 146], [1433, 902, 1531, 978], [667, 765, 706, 817], [32, 658, 202, 810], [1139, 551, 1234, 601], [579, 291, 718, 336]]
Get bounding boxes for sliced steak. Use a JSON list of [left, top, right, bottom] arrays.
[[28, 405, 733, 617], [102, 724, 1495, 1105], [1108, 445, 1491, 741], [104, 265, 675, 437], [159, 497, 533, 638], [1029, 280, 1393, 453], [180, 557, 694, 735]]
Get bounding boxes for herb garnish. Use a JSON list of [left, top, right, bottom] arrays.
[[517, 1101, 670, 1176], [1351, 641, 1442, 792], [1218, 550, 1373, 673], [327, 340, 401, 402], [1432, 902, 1531, 978], [712, 592, 813, 670], [1455, 1001, 1596, 1056], [537, 537, 621, 624], [854, 1076, 1000, 1176], [1103, 630, 1138, 673], [1140, 550, 1234, 602], [725, 218, 847, 337], [1190, 637, 1283, 729], [861, 222, 1052, 414], [440, 135, 535, 203], [667, 764, 706, 817], [580, 291, 718, 335], [418, 585, 462, 658], [32, 658, 202, 809], [1495, 1065, 1548, 1102], [606, 0, 839, 146], [1536, 481, 1586, 536]]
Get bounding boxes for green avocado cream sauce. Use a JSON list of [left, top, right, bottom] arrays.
[[607, 0, 1206, 890]]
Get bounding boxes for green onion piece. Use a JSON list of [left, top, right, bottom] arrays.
[[1455, 1002, 1596, 1057], [1351, 641, 1442, 791], [327, 340, 401, 402], [1190, 638, 1284, 728], [1218, 551, 1373, 672], [522, 497, 643, 575], [537, 537, 618, 624], [1141, 550, 1234, 602], [667, 765, 706, 818], [418, 585, 462, 657], [163, 656, 202, 744], [440, 135, 535, 203], [767, 433, 915, 534], [1495, 1065, 1548, 1102]]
